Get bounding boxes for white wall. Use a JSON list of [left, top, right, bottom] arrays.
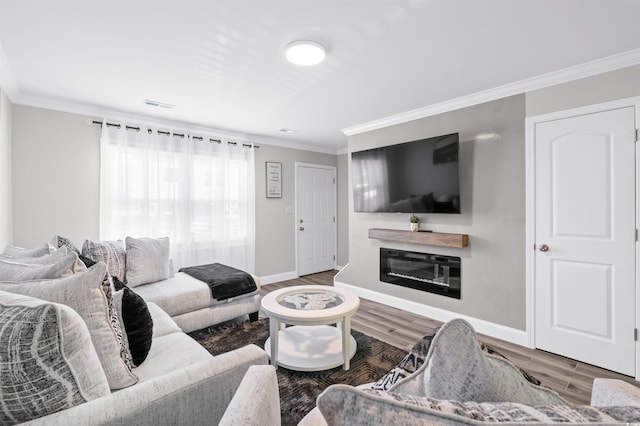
[[10, 105, 345, 278], [0, 89, 12, 248]]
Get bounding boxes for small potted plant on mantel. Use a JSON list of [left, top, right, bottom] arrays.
[[409, 214, 419, 232]]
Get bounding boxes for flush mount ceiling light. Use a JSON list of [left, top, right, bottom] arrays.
[[284, 40, 326, 66]]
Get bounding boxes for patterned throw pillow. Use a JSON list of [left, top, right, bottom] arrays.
[[0, 292, 110, 425], [390, 319, 566, 406], [0, 263, 137, 390], [125, 237, 170, 287], [318, 386, 640, 425], [371, 327, 440, 391], [82, 239, 126, 283], [50, 234, 81, 255], [372, 325, 542, 392], [112, 279, 154, 367]]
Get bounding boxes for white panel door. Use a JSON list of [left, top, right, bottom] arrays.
[[297, 165, 336, 276], [534, 106, 636, 375]]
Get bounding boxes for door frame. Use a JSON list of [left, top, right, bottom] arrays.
[[294, 162, 337, 277], [525, 96, 640, 379]]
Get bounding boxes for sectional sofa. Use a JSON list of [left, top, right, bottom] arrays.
[[0, 239, 278, 425]]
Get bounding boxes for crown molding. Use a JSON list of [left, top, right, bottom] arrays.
[[251, 135, 342, 155], [343, 48, 640, 137]]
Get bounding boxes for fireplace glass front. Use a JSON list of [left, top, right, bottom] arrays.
[[380, 247, 461, 299]]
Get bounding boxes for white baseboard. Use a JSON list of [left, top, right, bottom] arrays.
[[334, 280, 528, 347], [335, 265, 345, 271], [258, 270, 298, 285]]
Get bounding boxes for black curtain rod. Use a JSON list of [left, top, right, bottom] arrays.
[[91, 120, 259, 148]]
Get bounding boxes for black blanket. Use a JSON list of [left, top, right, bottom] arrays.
[[179, 263, 257, 301]]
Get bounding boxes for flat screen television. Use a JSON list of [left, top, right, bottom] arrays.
[[351, 133, 460, 213]]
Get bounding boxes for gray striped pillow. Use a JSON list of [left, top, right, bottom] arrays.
[[82, 239, 126, 282], [0, 292, 110, 424]]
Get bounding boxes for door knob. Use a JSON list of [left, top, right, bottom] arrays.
[[299, 227, 305, 231], [539, 244, 549, 252]]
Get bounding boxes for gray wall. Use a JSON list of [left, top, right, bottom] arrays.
[[336, 153, 349, 267], [0, 89, 12, 248], [340, 63, 640, 332], [254, 144, 338, 276], [12, 105, 102, 246], [10, 105, 345, 278], [526, 64, 640, 116], [341, 95, 528, 330]]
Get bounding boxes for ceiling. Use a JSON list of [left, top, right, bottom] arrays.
[[0, 1, 639, 153]]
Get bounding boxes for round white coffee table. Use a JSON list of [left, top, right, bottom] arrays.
[[261, 285, 360, 371]]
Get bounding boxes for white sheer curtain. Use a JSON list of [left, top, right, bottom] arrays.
[[99, 120, 255, 272]]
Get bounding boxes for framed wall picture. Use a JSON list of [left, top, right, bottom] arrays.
[[266, 161, 282, 198]]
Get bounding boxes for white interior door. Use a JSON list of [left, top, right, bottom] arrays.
[[296, 164, 336, 276], [534, 106, 636, 376]]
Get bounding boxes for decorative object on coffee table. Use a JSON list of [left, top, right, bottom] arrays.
[[261, 285, 360, 371]]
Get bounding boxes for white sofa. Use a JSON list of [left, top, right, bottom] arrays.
[[0, 244, 279, 425], [78, 236, 262, 333], [23, 299, 280, 426]]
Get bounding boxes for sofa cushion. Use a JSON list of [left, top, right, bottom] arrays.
[[0, 263, 138, 390], [133, 332, 212, 382], [125, 237, 170, 287], [0, 291, 110, 425], [0, 246, 68, 264], [133, 272, 211, 316], [0, 252, 86, 280], [390, 319, 567, 406], [317, 385, 640, 425], [146, 301, 182, 338], [2, 243, 52, 258], [113, 286, 154, 366], [82, 239, 126, 283]]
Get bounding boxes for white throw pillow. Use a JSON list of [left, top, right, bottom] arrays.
[[0, 246, 68, 264], [2, 243, 52, 258], [0, 291, 110, 424], [125, 237, 170, 287], [0, 252, 86, 281], [0, 263, 138, 390]]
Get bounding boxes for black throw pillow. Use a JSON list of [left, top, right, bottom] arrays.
[[79, 254, 97, 268], [114, 279, 153, 366]]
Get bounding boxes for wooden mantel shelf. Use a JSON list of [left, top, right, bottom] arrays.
[[368, 228, 469, 248]]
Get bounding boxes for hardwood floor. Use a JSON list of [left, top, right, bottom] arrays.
[[259, 270, 638, 405]]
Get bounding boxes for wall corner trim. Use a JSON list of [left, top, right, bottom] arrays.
[[334, 280, 528, 346], [342, 48, 640, 137]]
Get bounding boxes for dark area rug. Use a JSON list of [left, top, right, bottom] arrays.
[[189, 318, 407, 425]]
